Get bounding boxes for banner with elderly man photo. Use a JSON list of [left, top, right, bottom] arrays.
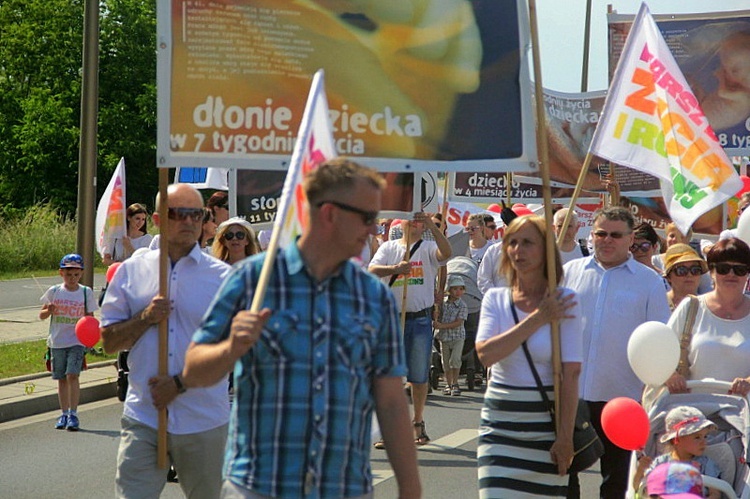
[[589, 3, 742, 235]]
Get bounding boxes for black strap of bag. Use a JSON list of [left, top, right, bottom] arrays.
[[510, 299, 603, 473], [509, 301, 555, 418], [388, 239, 423, 287]]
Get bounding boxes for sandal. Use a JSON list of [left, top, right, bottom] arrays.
[[413, 421, 430, 446], [374, 439, 386, 450]]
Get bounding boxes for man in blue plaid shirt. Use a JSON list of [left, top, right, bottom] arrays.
[[183, 158, 421, 499]]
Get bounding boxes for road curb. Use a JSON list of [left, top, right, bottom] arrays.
[[0, 360, 116, 387], [0, 362, 118, 424], [0, 380, 117, 423]]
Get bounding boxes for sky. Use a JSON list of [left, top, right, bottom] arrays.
[[536, 0, 750, 93]]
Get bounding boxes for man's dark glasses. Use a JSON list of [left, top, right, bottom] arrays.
[[671, 265, 703, 277], [710, 263, 750, 277], [317, 201, 378, 226], [629, 242, 653, 253], [167, 207, 204, 222], [224, 230, 246, 241], [593, 230, 631, 240]]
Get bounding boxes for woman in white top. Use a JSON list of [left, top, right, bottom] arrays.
[[103, 203, 153, 265], [475, 215, 583, 497], [466, 213, 493, 265], [665, 238, 750, 396]]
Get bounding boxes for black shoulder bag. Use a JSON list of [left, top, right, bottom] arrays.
[[510, 300, 603, 474]]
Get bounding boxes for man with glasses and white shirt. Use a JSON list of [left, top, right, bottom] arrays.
[[562, 206, 670, 499], [101, 183, 231, 499]]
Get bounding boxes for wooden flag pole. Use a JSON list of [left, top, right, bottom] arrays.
[[157, 168, 169, 469], [555, 152, 594, 247], [528, 0, 562, 430], [435, 173, 450, 305]]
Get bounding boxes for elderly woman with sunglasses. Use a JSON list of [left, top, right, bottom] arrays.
[[665, 238, 750, 396], [662, 244, 708, 311], [212, 217, 260, 265]]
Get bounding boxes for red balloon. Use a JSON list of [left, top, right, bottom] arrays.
[[601, 397, 650, 451], [487, 203, 502, 214], [75, 316, 101, 348], [106, 262, 122, 283], [736, 176, 750, 197]]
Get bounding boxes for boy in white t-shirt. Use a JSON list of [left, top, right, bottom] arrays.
[[39, 253, 97, 431]]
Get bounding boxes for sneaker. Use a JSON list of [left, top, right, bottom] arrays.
[[451, 385, 461, 396], [66, 414, 80, 431], [443, 385, 451, 395], [55, 414, 68, 430]]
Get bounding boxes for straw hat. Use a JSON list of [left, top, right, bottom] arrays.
[[663, 243, 707, 277]]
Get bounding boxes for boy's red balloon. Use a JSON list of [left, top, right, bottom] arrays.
[[106, 262, 122, 283], [75, 316, 101, 348], [487, 204, 502, 214], [601, 397, 650, 451]]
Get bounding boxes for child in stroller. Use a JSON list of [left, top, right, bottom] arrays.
[[633, 405, 722, 499], [628, 380, 750, 499]]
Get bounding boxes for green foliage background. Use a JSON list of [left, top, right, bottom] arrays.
[[0, 0, 159, 218]]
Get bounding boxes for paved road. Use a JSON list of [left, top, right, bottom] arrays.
[[0, 274, 105, 311], [0, 275, 105, 344], [0, 385, 603, 498]]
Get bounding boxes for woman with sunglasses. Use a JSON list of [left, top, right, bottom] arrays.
[[630, 223, 661, 273], [662, 244, 707, 311], [653, 222, 713, 295], [465, 213, 492, 265], [665, 238, 750, 396], [212, 217, 260, 265]]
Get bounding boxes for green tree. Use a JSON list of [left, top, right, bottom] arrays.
[[0, 0, 159, 217]]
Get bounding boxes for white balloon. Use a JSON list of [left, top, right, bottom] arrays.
[[627, 321, 680, 386], [736, 206, 750, 246]]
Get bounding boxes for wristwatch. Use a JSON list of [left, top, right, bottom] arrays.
[[173, 374, 187, 394]]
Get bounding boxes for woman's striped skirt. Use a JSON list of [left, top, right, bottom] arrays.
[[477, 381, 567, 498]]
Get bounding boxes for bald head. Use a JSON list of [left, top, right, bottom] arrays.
[[155, 183, 204, 212]]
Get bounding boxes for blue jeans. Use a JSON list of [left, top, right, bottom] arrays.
[[403, 315, 432, 384]]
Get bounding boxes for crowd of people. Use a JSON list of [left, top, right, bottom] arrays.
[[38, 158, 750, 498]]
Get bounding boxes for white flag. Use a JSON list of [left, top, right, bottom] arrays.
[[273, 70, 336, 248], [95, 157, 127, 257], [588, 3, 741, 234]]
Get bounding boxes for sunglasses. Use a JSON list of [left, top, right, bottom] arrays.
[[224, 230, 246, 241], [317, 201, 378, 226], [486, 224, 497, 231], [465, 226, 480, 232], [593, 230, 631, 240], [629, 241, 653, 253], [167, 207, 204, 222], [710, 263, 750, 277], [671, 265, 704, 277]]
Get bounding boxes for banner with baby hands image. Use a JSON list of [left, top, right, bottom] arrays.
[[156, 0, 537, 172]]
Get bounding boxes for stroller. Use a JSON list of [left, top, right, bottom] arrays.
[[627, 379, 750, 499]]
